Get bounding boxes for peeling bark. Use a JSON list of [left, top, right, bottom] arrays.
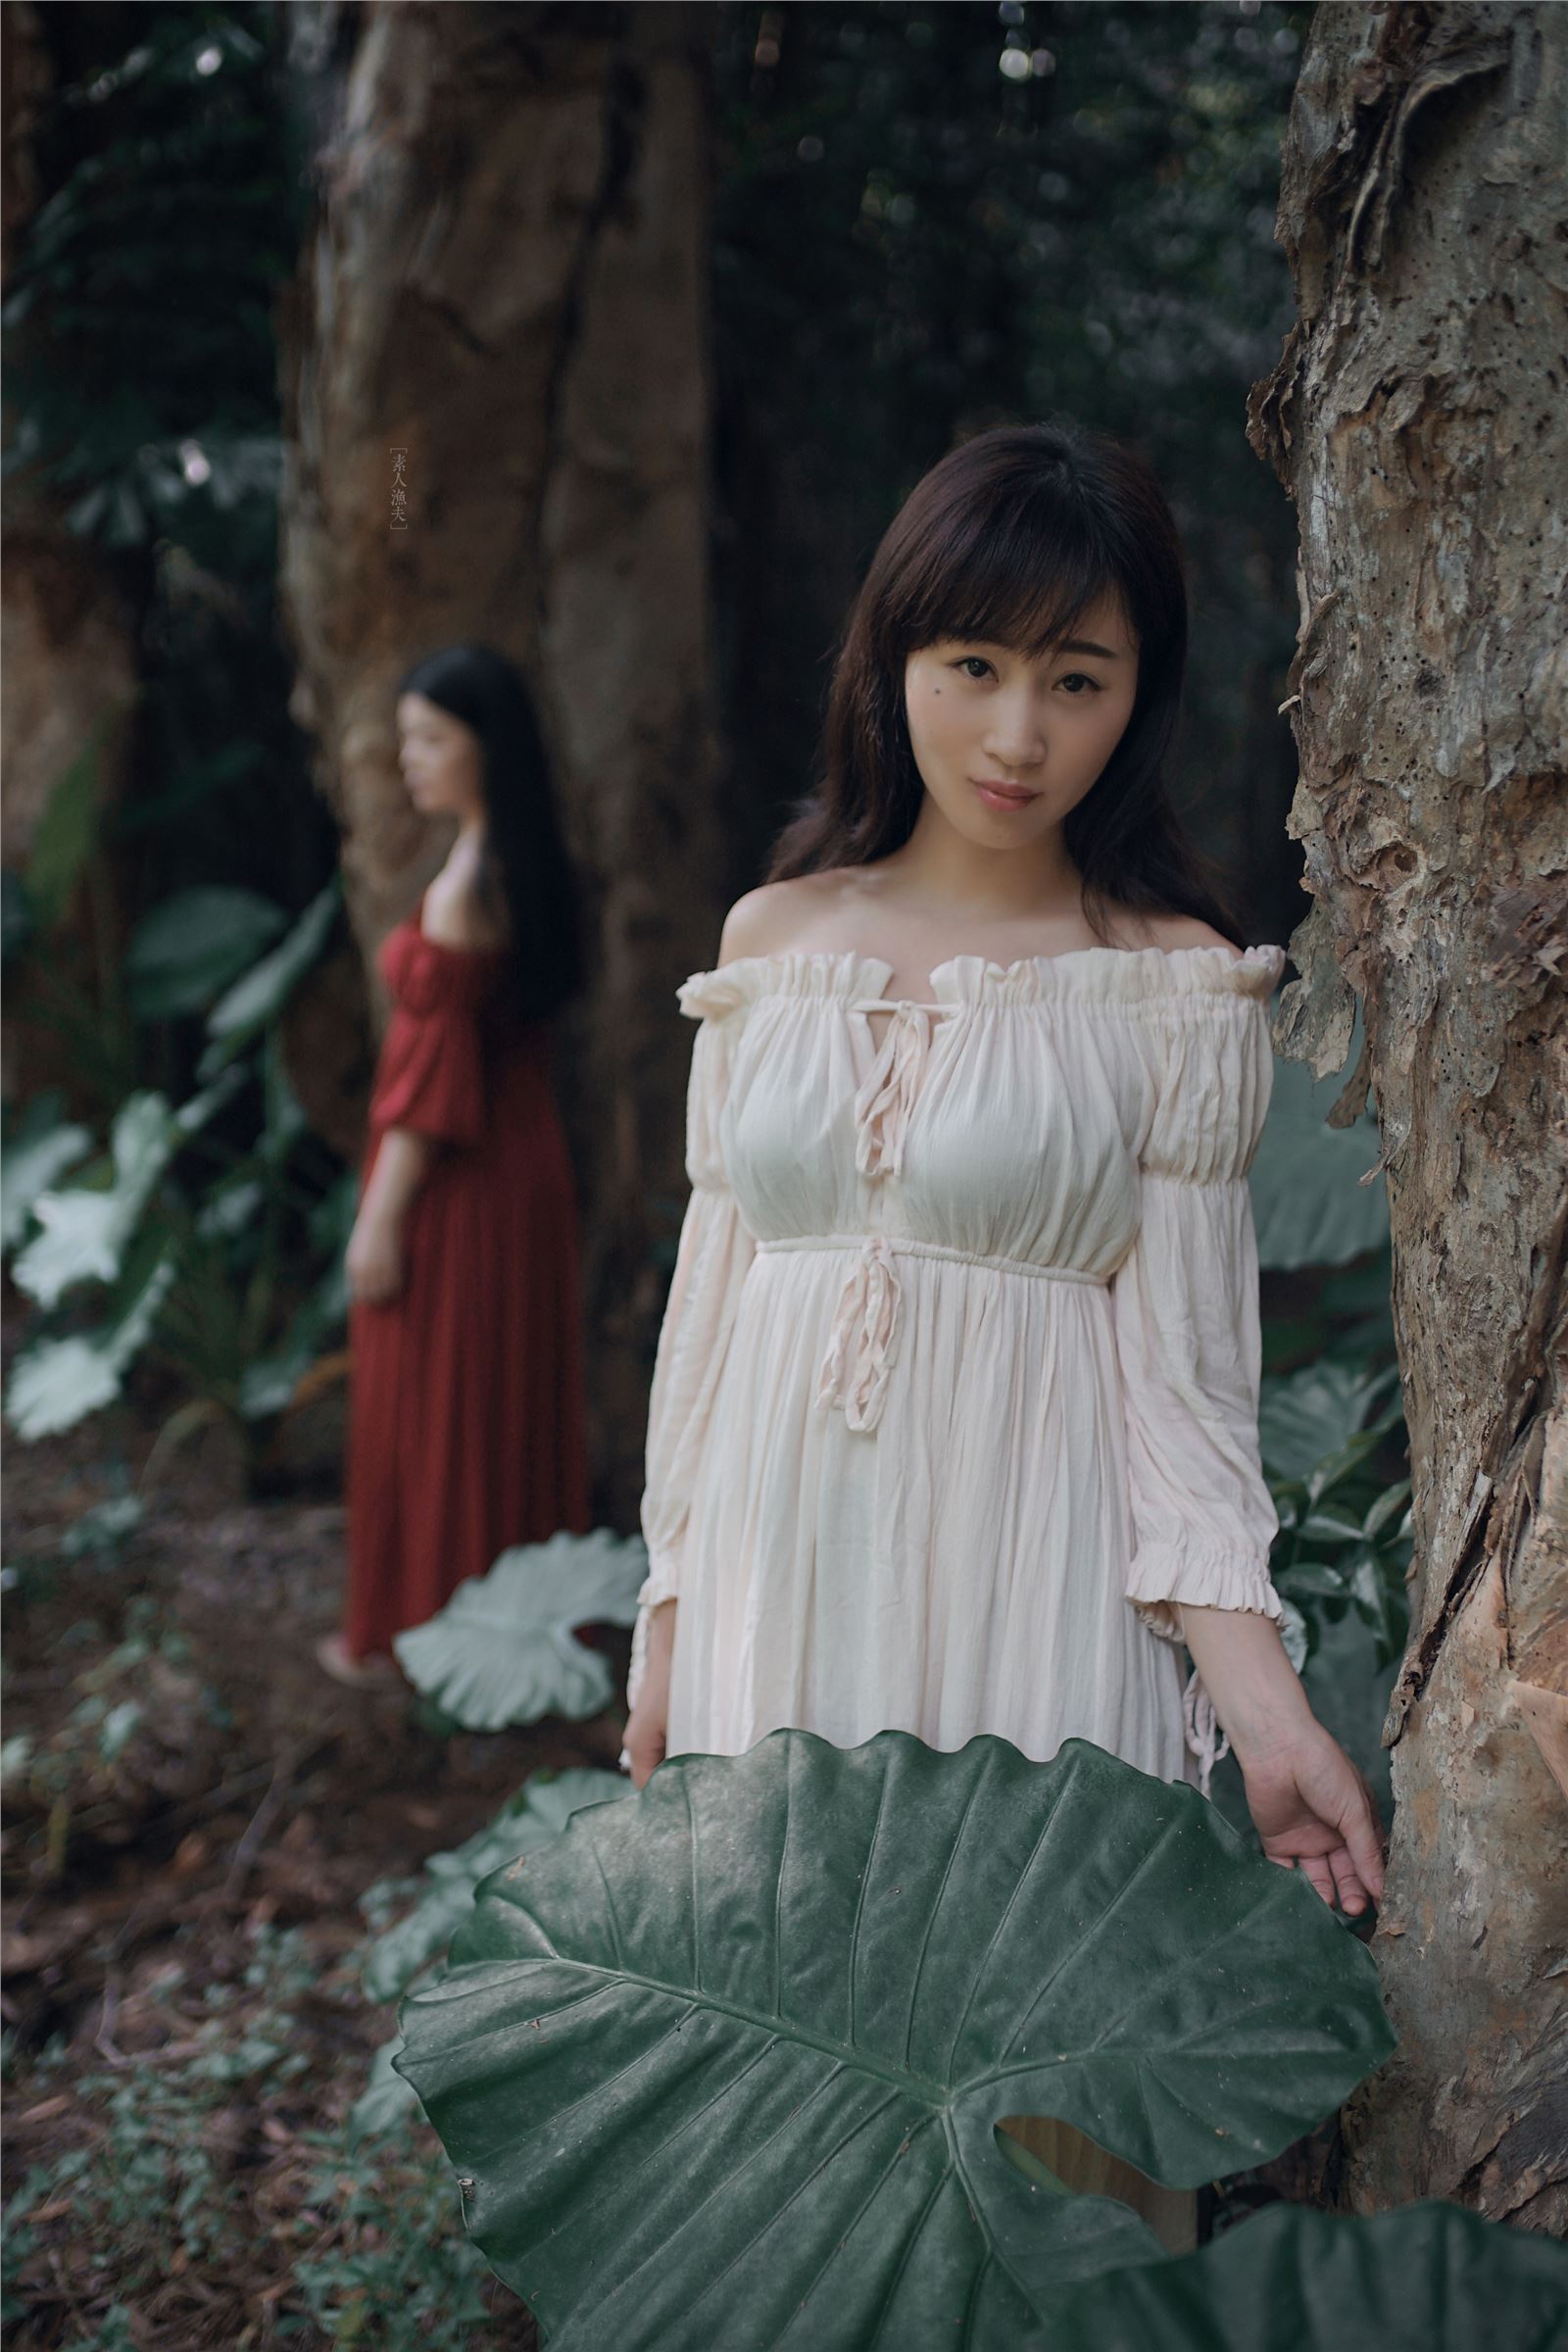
[[278, 1, 725, 1523], [1248, 3, 1568, 2227]]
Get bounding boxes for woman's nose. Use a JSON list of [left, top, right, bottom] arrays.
[[982, 701, 1046, 768]]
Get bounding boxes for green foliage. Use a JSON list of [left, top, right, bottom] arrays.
[[11, 1089, 214, 1309], [1047, 2197, 1568, 2352], [397, 1731, 1393, 2349], [3, 1930, 318, 2290], [1, 1925, 506, 2350], [0, 1593, 229, 1874], [123, 883, 289, 1018], [2, 7, 303, 574], [0, 1094, 93, 1250], [1250, 1042, 1390, 1271], [4, 889, 349, 1448], [4, 1243, 178, 1443], [1260, 1355, 1411, 1675], [198, 877, 342, 1075], [361, 1769, 630, 2011], [394, 1530, 649, 1730], [350, 1768, 630, 2147], [4, 9, 345, 1451], [282, 2134, 504, 2350]]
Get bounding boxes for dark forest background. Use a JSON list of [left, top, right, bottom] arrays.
[[4, 0, 1314, 982]]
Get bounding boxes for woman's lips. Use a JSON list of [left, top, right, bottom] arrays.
[[973, 779, 1041, 811]]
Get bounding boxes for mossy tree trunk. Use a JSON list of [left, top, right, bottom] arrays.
[[277, 0, 725, 1522], [1249, 0, 1567, 2228]]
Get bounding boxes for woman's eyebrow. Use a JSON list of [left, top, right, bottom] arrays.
[[961, 635, 1124, 661]]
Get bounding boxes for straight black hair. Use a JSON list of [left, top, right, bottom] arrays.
[[767, 420, 1239, 943], [397, 643, 587, 1022]]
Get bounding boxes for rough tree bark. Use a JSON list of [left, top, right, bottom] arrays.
[[1248, 2, 1567, 2228], [277, 0, 726, 1523]]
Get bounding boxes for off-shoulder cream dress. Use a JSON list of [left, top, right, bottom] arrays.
[[630, 944, 1287, 1798]]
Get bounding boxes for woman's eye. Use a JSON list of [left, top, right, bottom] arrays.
[[1057, 672, 1101, 696], [955, 656, 994, 681]]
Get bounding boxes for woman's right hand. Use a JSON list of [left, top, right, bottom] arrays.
[[346, 1211, 405, 1305], [623, 1601, 675, 1789]]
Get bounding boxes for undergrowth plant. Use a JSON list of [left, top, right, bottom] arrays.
[[3, 872, 353, 1460], [1, 1924, 510, 2350]]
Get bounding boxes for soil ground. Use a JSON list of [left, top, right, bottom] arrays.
[[1, 1333, 623, 2348]]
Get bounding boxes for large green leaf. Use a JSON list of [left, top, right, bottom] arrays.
[[1047, 2196, 1568, 2352], [1250, 1042, 1390, 1271], [352, 1771, 632, 2146], [364, 1769, 630, 2007], [124, 885, 288, 1019], [1257, 1360, 1396, 1487], [397, 1733, 1394, 2351], [393, 1529, 647, 1729], [199, 877, 340, 1075], [9, 1070, 243, 1308], [5, 1244, 176, 1441], [1, 1097, 92, 1250], [10, 1093, 178, 1306]]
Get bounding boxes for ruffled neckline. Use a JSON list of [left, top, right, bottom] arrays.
[[677, 943, 1286, 1021]]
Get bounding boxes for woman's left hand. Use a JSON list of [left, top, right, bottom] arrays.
[[346, 1211, 405, 1305], [1240, 1725, 1388, 1916]]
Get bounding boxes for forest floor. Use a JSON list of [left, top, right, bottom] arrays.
[[1, 1324, 624, 2349], [1, 1319, 1340, 2350]]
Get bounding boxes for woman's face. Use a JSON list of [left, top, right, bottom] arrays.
[[903, 589, 1140, 848], [396, 692, 485, 821]]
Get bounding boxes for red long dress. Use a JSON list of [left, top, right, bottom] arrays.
[[343, 900, 593, 1658]]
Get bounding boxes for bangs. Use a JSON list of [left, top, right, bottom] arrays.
[[891, 477, 1128, 659]]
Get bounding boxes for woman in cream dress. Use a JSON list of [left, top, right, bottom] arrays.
[[622, 423, 1386, 2250]]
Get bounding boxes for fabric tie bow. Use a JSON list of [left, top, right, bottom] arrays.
[[854, 1002, 932, 1180]]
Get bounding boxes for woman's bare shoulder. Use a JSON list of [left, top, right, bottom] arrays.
[[1108, 906, 1243, 959], [714, 874, 845, 965], [421, 866, 510, 952]]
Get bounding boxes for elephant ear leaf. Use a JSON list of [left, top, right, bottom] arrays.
[[396, 1731, 1395, 2352], [1045, 2196, 1568, 2352], [393, 1529, 647, 1728]]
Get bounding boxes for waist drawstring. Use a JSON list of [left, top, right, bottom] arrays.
[[816, 1234, 902, 1432], [756, 1234, 1109, 1436]]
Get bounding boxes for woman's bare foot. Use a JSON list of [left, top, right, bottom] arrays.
[[315, 1632, 405, 1690]]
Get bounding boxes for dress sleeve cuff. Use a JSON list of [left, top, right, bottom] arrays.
[[1126, 1542, 1283, 1645], [626, 1551, 681, 1711], [636, 1551, 681, 1613]]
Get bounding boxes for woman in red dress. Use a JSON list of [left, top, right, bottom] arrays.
[[318, 644, 593, 1685]]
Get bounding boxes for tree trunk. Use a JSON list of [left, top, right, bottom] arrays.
[[277, 0, 725, 1524], [1248, 1, 1567, 2229], [1, 0, 142, 1109]]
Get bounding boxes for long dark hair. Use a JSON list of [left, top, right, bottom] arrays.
[[397, 643, 587, 1022], [766, 421, 1239, 943]]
